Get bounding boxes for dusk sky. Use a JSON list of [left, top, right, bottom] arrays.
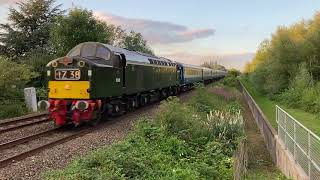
[[1, 0, 320, 69]]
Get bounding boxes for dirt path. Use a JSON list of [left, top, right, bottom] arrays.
[[209, 86, 285, 179]]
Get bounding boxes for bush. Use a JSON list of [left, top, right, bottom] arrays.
[[0, 57, 37, 119], [221, 69, 240, 88], [222, 75, 239, 88], [189, 85, 226, 114], [0, 100, 28, 120], [275, 63, 320, 113]]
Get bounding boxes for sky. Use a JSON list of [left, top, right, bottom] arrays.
[[1, 0, 320, 70]]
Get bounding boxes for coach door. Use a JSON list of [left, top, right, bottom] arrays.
[[176, 64, 184, 84], [120, 54, 127, 88]]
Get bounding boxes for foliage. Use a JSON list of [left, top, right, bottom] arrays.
[[21, 47, 58, 87], [222, 69, 241, 88], [188, 85, 227, 114], [121, 31, 154, 55], [49, 8, 115, 56], [244, 11, 320, 114], [45, 88, 245, 179], [0, 56, 38, 96], [276, 63, 320, 113], [0, 100, 29, 120], [0, 0, 63, 59], [49, 8, 154, 56], [201, 61, 227, 70], [0, 57, 38, 119]]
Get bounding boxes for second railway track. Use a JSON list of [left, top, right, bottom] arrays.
[[0, 127, 92, 168], [0, 113, 50, 134]]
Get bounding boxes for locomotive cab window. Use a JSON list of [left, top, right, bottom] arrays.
[[67, 43, 111, 61]]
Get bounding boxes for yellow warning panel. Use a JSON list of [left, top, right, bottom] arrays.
[[48, 81, 90, 99]]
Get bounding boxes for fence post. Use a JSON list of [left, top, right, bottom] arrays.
[[308, 132, 311, 178], [284, 114, 287, 150], [294, 121, 296, 162]]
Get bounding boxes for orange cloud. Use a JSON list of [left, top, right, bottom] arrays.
[[160, 52, 255, 70]]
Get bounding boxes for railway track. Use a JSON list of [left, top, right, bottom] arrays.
[[0, 127, 92, 168], [0, 113, 50, 134]]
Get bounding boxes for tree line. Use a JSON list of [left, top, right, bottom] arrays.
[[244, 11, 320, 113], [0, 0, 153, 118]]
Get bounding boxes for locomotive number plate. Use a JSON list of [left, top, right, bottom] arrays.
[[55, 69, 81, 80]]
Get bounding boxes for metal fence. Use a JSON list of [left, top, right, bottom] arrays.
[[276, 105, 320, 179]]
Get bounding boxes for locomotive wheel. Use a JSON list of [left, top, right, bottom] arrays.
[[139, 96, 148, 106], [127, 98, 137, 111]]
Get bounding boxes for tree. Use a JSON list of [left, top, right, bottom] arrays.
[[0, 56, 38, 97], [22, 47, 58, 87], [0, 0, 63, 59], [121, 31, 154, 55], [201, 61, 226, 71], [50, 8, 115, 56]]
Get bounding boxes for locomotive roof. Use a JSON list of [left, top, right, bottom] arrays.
[[102, 43, 173, 64]]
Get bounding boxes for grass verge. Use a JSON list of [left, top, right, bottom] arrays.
[[239, 77, 320, 136]]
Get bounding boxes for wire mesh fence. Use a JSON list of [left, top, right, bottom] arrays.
[[276, 105, 320, 179]]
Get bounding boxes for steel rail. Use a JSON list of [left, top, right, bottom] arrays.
[[0, 128, 59, 151], [0, 127, 91, 168], [0, 113, 48, 126], [0, 117, 51, 134]]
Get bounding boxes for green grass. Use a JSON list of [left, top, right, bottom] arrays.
[[239, 77, 320, 136], [239, 78, 277, 128], [246, 169, 290, 180]]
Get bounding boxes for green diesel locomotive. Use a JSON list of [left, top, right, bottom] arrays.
[[40, 42, 227, 126]]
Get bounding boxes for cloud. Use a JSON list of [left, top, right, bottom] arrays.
[[0, 0, 18, 5], [160, 52, 255, 71], [94, 12, 215, 44]]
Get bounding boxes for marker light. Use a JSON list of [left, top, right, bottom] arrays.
[[78, 61, 86, 67]]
